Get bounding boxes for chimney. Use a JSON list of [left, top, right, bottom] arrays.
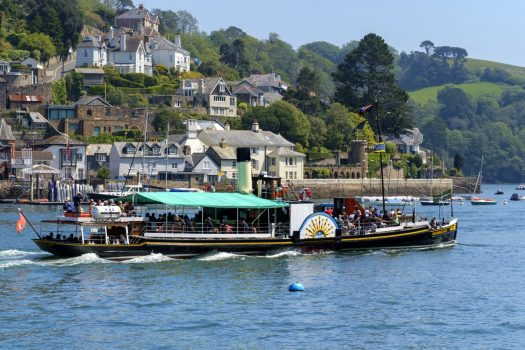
[[224, 123, 230, 131], [186, 119, 198, 139], [236, 147, 252, 194], [198, 79, 204, 96], [109, 27, 114, 41], [174, 35, 181, 48], [251, 121, 260, 133], [138, 4, 144, 10], [120, 33, 126, 51], [183, 145, 191, 155], [219, 138, 227, 148]]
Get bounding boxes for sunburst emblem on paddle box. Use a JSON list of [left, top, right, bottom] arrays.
[[299, 212, 338, 239]]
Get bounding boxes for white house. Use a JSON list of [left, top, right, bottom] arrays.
[[109, 141, 187, 180], [191, 153, 220, 183], [76, 35, 107, 68], [108, 32, 152, 75], [393, 128, 424, 154], [34, 135, 88, 181], [267, 147, 305, 180], [180, 120, 306, 180], [206, 145, 238, 180], [179, 78, 237, 117], [149, 35, 190, 72]]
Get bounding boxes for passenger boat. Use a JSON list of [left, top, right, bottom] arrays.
[[28, 192, 458, 260]]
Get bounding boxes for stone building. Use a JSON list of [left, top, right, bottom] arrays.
[[45, 96, 149, 136]]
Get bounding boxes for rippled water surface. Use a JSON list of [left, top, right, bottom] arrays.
[[1, 184, 525, 349]]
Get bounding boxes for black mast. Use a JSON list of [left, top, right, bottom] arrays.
[[374, 101, 387, 217]]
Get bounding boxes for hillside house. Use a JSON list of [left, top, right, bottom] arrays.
[[109, 141, 187, 181], [115, 4, 159, 34], [76, 35, 107, 68], [34, 135, 87, 181], [179, 78, 237, 117], [149, 35, 190, 72]]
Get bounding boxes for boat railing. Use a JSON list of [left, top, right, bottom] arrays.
[[140, 221, 284, 237]]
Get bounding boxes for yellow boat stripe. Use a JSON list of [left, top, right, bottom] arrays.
[[341, 228, 429, 242]]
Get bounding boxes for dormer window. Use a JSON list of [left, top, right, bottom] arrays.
[[124, 144, 136, 154], [219, 83, 225, 93], [152, 144, 160, 156], [168, 145, 177, 155]]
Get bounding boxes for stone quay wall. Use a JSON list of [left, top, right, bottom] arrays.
[[288, 178, 474, 199]]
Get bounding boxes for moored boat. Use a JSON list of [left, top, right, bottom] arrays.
[[470, 196, 497, 205], [510, 193, 525, 201]]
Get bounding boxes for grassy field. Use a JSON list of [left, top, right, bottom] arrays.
[[408, 82, 506, 104], [466, 58, 525, 81]]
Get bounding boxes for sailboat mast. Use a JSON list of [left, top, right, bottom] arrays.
[[141, 109, 148, 186]]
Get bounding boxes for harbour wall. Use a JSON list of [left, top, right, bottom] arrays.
[[288, 178, 475, 199]]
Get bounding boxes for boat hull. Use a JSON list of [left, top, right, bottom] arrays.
[[32, 222, 458, 260], [420, 201, 451, 206]]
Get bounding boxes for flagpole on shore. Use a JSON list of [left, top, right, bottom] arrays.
[[18, 208, 41, 238]]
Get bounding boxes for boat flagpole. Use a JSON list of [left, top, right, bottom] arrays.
[[165, 121, 169, 191], [374, 101, 387, 217], [18, 208, 41, 239]]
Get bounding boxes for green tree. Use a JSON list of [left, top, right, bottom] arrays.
[[242, 100, 310, 146], [18, 32, 57, 64], [453, 153, 464, 171], [437, 86, 474, 129], [51, 78, 67, 104], [285, 66, 323, 116], [65, 72, 84, 102], [97, 166, 110, 180], [419, 40, 434, 55], [333, 33, 411, 136], [28, 0, 83, 59], [220, 39, 250, 76]]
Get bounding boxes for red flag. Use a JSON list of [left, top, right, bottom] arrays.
[[16, 213, 26, 234], [359, 104, 374, 114]]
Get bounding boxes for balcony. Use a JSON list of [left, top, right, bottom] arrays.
[[60, 161, 77, 168]]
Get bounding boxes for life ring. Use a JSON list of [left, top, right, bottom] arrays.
[[299, 187, 312, 201]]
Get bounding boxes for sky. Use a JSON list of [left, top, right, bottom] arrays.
[[142, 0, 525, 67]]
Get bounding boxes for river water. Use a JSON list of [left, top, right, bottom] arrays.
[[1, 184, 524, 349]]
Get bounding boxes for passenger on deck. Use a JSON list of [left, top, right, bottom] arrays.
[[430, 217, 437, 228], [205, 217, 215, 232], [119, 234, 126, 244], [73, 192, 83, 213]]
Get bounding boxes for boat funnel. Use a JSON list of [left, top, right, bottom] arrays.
[[236, 147, 252, 194]]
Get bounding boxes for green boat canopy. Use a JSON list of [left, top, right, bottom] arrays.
[[117, 192, 289, 209]]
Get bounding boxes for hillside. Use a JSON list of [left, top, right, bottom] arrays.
[[466, 58, 525, 83], [408, 82, 506, 104]]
